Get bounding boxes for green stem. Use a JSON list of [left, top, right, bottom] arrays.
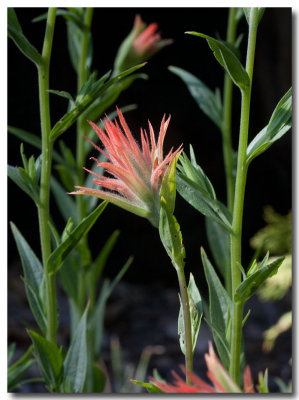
[[222, 8, 239, 297], [76, 7, 94, 191], [229, 9, 259, 383], [37, 7, 56, 344], [75, 8, 94, 312], [176, 266, 193, 384], [222, 7, 238, 215]]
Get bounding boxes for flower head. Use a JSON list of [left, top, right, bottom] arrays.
[[113, 15, 173, 74], [132, 14, 170, 57], [151, 342, 255, 393], [71, 108, 182, 227]]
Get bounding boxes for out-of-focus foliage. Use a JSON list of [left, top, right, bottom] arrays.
[[250, 206, 292, 255]]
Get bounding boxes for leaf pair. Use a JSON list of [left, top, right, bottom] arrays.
[[8, 146, 41, 205], [235, 254, 285, 303], [49, 64, 146, 142]]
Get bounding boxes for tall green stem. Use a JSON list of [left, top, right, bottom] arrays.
[[229, 9, 259, 383], [75, 8, 94, 314], [37, 7, 56, 344], [76, 7, 94, 192], [176, 267, 193, 384], [222, 8, 238, 297], [222, 7, 238, 215]]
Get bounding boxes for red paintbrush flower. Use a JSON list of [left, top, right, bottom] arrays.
[[71, 108, 182, 227], [151, 342, 255, 393]]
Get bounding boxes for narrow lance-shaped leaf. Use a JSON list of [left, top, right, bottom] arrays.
[[87, 229, 120, 286], [93, 257, 133, 358], [8, 8, 42, 66], [10, 223, 47, 333], [63, 305, 88, 393], [205, 216, 230, 279], [186, 31, 250, 91], [247, 88, 292, 164], [176, 150, 232, 232], [28, 330, 63, 391], [201, 248, 231, 369], [178, 273, 203, 355], [46, 201, 108, 274], [169, 66, 222, 128], [50, 177, 78, 223], [235, 257, 285, 303], [7, 346, 35, 392]]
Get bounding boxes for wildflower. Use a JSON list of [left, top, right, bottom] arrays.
[[132, 14, 172, 58], [71, 108, 182, 228], [151, 342, 255, 393], [113, 15, 173, 74]]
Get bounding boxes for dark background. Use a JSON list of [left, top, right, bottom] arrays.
[[8, 8, 292, 391]]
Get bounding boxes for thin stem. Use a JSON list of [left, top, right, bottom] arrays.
[[75, 8, 94, 312], [222, 8, 238, 297], [229, 9, 259, 383], [222, 7, 238, 215], [76, 7, 94, 191], [37, 7, 56, 344], [176, 267, 193, 384]]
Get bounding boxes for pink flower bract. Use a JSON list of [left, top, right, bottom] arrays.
[[71, 108, 182, 227]]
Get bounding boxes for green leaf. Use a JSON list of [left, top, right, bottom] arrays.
[[201, 248, 231, 369], [63, 305, 88, 393], [8, 343, 16, 367], [243, 8, 265, 25], [50, 64, 145, 141], [93, 257, 133, 357], [87, 230, 120, 286], [50, 177, 78, 223], [58, 252, 80, 304], [235, 257, 284, 303], [7, 346, 34, 392], [8, 126, 64, 163], [186, 31, 250, 91], [48, 89, 76, 110], [178, 273, 203, 355], [205, 217, 230, 279], [66, 19, 93, 73], [8, 165, 40, 204], [8, 8, 42, 66], [169, 66, 222, 128], [91, 363, 105, 393], [10, 223, 47, 333], [131, 380, 162, 393], [82, 74, 147, 123], [47, 201, 108, 274], [159, 197, 185, 269], [176, 165, 232, 232], [28, 330, 63, 390], [247, 88, 292, 163]]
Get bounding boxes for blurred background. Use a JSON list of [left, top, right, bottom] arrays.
[[8, 8, 292, 392]]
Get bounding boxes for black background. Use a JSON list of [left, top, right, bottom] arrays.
[[8, 7, 292, 288]]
